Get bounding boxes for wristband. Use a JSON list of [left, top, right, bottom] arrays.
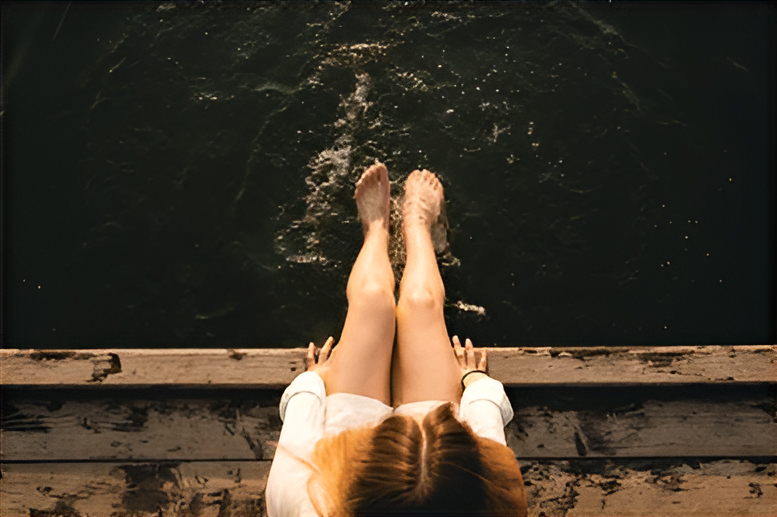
[[461, 369, 488, 389]]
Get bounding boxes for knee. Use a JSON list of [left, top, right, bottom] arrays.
[[397, 285, 445, 314], [347, 281, 396, 311]]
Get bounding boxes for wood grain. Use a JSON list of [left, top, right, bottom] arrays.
[[510, 397, 777, 458], [1, 345, 775, 387], [4, 388, 775, 461], [0, 461, 270, 517], [2, 460, 774, 517], [2, 395, 282, 462], [522, 459, 777, 517]]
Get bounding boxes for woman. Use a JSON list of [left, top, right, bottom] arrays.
[[266, 163, 528, 517]]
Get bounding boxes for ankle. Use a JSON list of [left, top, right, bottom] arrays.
[[364, 223, 389, 242], [403, 224, 433, 244]]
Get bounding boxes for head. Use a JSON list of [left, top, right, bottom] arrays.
[[307, 403, 527, 517]]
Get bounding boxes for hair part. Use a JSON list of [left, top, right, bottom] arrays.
[[308, 403, 527, 517]]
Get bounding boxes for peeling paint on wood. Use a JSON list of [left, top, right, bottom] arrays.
[[1, 461, 269, 517], [1, 460, 774, 517], [522, 459, 777, 516], [2, 346, 775, 388]]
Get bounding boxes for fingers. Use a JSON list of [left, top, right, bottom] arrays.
[[307, 342, 316, 369], [465, 338, 476, 368], [320, 336, 334, 362], [453, 336, 487, 373], [478, 348, 487, 371], [453, 335, 464, 362]]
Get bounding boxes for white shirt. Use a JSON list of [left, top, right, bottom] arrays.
[[266, 371, 514, 517]]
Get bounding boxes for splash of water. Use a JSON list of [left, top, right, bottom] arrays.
[[275, 73, 372, 265]]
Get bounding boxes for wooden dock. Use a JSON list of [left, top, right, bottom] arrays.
[[2, 346, 776, 516]]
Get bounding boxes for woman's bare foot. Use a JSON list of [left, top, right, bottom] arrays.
[[355, 162, 391, 236], [402, 169, 444, 232]]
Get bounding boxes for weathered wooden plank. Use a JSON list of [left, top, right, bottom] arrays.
[[509, 398, 777, 458], [3, 387, 775, 461], [1, 460, 774, 517], [489, 345, 777, 386], [2, 395, 282, 462], [0, 461, 270, 517], [0, 349, 305, 389], [1, 346, 774, 388], [522, 459, 777, 517]]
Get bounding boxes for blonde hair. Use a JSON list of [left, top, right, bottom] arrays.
[[307, 403, 527, 517]]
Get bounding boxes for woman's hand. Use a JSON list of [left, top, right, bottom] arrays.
[[452, 336, 488, 388], [307, 337, 335, 384]]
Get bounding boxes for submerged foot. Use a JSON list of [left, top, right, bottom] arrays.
[[355, 161, 391, 235], [402, 169, 444, 232]]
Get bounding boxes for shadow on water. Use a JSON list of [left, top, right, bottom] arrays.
[[2, 2, 774, 348]]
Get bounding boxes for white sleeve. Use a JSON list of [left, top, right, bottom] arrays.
[[459, 376, 514, 446], [266, 371, 326, 517]]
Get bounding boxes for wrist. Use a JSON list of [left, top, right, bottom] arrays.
[[461, 370, 488, 389]]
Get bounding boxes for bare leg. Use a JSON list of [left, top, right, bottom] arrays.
[[392, 170, 460, 407], [325, 162, 396, 406]]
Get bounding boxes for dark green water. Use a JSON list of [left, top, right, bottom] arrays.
[[3, 2, 774, 348]]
